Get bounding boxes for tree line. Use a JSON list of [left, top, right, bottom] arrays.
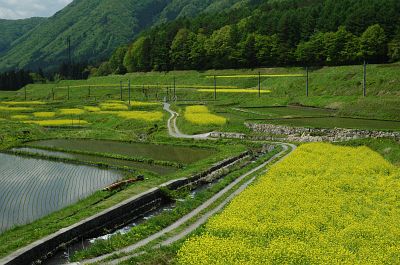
[[0, 70, 33, 91], [96, 0, 400, 75]]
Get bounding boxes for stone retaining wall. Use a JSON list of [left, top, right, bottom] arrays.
[[246, 123, 400, 142]]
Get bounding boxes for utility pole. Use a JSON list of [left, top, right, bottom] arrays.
[[120, 81, 123, 101], [88, 86, 91, 98], [128, 79, 131, 105], [363, 60, 367, 97], [306, 66, 309, 97], [214, 75, 217, 100], [67, 86, 70, 100], [52, 87, 54, 100], [173, 76, 176, 100], [66, 36, 71, 78], [258, 72, 261, 98]]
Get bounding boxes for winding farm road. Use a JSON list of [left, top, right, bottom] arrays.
[[163, 103, 212, 139], [73, 104, 297, 265]]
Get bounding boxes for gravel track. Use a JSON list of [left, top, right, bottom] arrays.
[[73, 105, 296, 265]]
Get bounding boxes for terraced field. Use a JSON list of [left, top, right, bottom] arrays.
[[0, 153, 122, 232], [28, 139, 216, 164]]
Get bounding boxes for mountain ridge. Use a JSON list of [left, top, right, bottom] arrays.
[[0, 0, 245, 72]]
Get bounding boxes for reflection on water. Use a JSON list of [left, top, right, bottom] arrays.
[[12, 147, 177, 175], [29, 139, 216, 164], [0, 153, 122, 233]]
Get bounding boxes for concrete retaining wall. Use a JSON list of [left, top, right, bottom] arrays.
[[0, 151, 250, 265]]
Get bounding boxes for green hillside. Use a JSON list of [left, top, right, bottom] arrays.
[[0, 0, 245, 72], [100, 0, 400, 75], [0, 17, 44, 55]]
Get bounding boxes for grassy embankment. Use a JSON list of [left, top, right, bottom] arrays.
[[1, 63, 398, 135], [0, 63, 398, 260]]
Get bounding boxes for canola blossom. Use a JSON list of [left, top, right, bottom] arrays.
[[206, 74, 304, 78], [178, 143, 400, 265], [83, 106, 101, 112], [0, 106, 33, 112], [59, 108, 85, 115], [10, 115, 30, 120], [99, 103, 129, 111], [33, 112, 56, 118], [24, 119, 88, 126], [129, 101, 159, 107], [117, 111, 163, 122], [198, 89, 271, 94], [184, 105, 227, 125], [0, 101, 46, 105]]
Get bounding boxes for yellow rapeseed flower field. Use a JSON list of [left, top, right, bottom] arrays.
[[0, 101, 46, 105], [10, 115, 30, 120], [0, 106, 33, 112], [206, 74, 304, 78], [99, 103, 129, 111], [83, 106, 101, 112], [178, 143, 400, 265], [184, 105, 227, 125], [117, 111, 163, 122], [59, 108, 85, 115], [129, 101, 159, 107], [198, 89, 271, 93], [33, 112, 56, 118], [24, 119, 88, 126]]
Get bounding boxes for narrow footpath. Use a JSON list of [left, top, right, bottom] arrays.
[[73, 105, 296, 265]]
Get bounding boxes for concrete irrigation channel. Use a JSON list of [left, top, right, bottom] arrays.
[[77, 142, 296, 265], [0, 102, 296, 265], [68, 104, 297, 265], [0, 149, 252, 265]]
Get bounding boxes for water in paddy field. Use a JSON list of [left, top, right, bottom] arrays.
[[0, 153, 122, 233], [28, 139, 216, 164], [12, 147, 178, 175]]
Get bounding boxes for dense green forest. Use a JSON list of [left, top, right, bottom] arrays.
[[0, 70, 34, 91], [0, 17, 44, 55], [0, 0, 247, 72], [98, 0, 400, 75]]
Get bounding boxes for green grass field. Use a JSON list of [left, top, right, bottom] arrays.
[[0, 63, 399, 262]]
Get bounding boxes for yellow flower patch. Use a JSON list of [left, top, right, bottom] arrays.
[[0, 106, 33, 112], [59, 108, 85, 115], [11, 115, 30, 120], [83, 106, 101, 112], [24, 119, 88, 126], [198, 89, 271, 93], [129, 101, 159, 107], [117, 111, 163, 122], [184, 105, 227, 125], [0, 101, 46, 105], [34, 112, 56, 118], [178, 143, 400, 264], [99, 103, 129, 111], [207, 74, 304, 78]]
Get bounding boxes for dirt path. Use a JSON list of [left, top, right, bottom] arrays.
[[163, 103, 212, 139], [72, 105, 296, 265], [76, 143, 295, 265]]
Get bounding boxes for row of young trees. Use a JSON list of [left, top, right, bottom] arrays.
[[0, 70, 33, 91], [96, 0, 400, 75]]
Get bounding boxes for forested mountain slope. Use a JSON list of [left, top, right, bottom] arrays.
[[0, 0, 245, 72], [0, 17, 44, 55], [99, 0, 400, 74]]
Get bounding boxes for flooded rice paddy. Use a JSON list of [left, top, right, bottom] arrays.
[[0, 153, 122, 233], [263, 116, 400, 130], [12, 147, 178, 175], [237, 106, 399, 130], [28, 139, 216, 164]]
